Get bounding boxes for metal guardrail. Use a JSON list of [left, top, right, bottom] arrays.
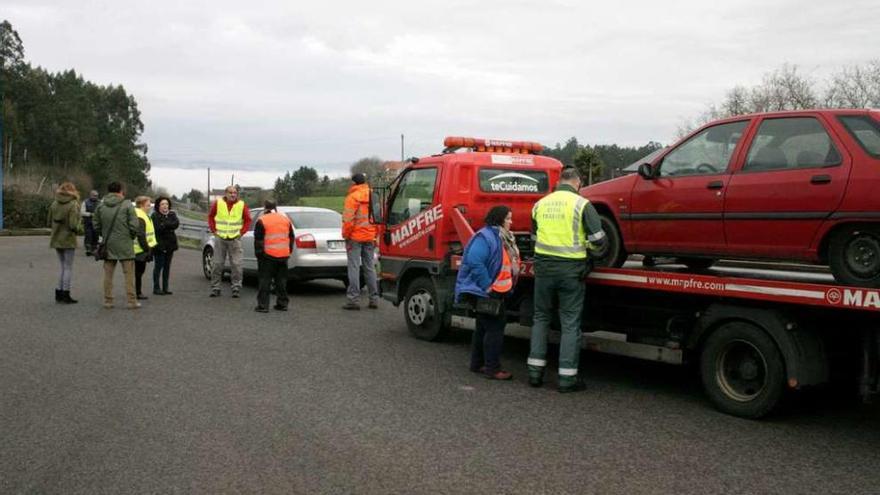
[[177, 223, 207, 240]]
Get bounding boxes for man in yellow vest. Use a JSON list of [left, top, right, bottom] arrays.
[[253, 200, 294, 313], [208, 185, 251, 297], [528, 167, 606, 393], [133, 196, 158, 301]]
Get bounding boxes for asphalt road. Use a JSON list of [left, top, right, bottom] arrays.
[[2, 237, 879, 494]]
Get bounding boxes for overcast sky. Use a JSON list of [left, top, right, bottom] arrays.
[[4, 0, 879, 194]]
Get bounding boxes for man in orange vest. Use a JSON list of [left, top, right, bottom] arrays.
[[253, 200, 294, 313], [342, 173, 379, 310]]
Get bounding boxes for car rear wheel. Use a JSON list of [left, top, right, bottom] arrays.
[[830, 225, 880, 288], [591, 213, 626, 268], [700, 322, 786, 418], [202, 246, 214, 280], [403, 276, 448, 341]]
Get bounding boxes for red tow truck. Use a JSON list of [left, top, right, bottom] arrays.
[[374, 137, 880, 418]]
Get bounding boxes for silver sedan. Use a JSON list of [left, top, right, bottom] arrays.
[[200, 206, 352, 285]]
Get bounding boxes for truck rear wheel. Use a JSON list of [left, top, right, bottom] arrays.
[[592, 213, 626, 268], [403, 277, 448, 341], [829, 225, 880, 288], [700, 321, 786, 418]]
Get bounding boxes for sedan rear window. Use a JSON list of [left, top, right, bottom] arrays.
[[839, 115, 880, 158], [287, 211, 342, 229], [743, 117, 841, 172]]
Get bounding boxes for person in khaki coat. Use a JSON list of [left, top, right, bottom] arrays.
[[48, 182, 84, 304], [93, 181, 140, 309]]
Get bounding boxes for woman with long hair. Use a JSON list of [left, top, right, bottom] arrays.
[[151, 196, 179, 295], [454, 205, 518, 380], [48, 182, 84, 303]]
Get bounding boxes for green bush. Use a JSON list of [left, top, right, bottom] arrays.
[[2, 187, 53, 229], [298, 196, 345, 213]]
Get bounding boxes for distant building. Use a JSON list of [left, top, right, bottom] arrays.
[[382, 161, 405, 177]]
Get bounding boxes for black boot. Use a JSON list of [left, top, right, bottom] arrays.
[[55, 289, 63, 303], [62, 290, 78, 304]]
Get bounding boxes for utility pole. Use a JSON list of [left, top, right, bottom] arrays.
[[400, 134, 404, 163]]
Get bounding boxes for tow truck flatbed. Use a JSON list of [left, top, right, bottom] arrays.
[[452, 256, 880, 313]]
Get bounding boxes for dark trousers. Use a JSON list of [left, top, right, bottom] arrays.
[[470, 307, 507, 373], [83, 220, 97, 253], [153, 250, 174, 292], [257, 255, 289, 309], [529, 274, 585, 383], [135, 260, 148, 296]]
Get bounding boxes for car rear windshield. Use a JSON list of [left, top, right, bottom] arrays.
[[478, 168, 549, 194], [839, 115, 880, 158], [286, 211, 342, 229]]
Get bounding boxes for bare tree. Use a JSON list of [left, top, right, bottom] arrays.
[[825, 60, 880, 108], [679, 64, 826, 137]]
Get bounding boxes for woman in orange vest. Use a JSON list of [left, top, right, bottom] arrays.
[[454, 205, 518, 380], [253, 200, 295, 313]]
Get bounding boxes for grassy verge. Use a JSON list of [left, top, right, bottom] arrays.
[[298, 196, 345, 213], [177, 208, 207, 222]]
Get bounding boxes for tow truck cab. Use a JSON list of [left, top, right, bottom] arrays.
[[377, 137, 563, 340]]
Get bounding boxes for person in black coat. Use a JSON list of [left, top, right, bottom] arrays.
[[151, 196, 179, 295]]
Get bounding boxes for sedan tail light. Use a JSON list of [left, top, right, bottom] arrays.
[[295, 233, 317, 249]]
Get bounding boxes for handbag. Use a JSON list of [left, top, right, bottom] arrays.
[[94, 205, 122, 261], [474, 295, 505, 318]]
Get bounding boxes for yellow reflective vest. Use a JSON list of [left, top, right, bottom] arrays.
[[532, 189, 589, 259], [133, 208, 157, 255], [215, 200, 245, 239]]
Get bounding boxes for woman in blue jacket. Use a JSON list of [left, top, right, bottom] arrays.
[[454, 205, 518, 380]]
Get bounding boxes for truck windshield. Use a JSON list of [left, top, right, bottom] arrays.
[[479, 168, 549, 194], [387, 168, 438, 225]]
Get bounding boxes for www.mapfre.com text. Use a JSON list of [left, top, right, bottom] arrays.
[[646, 275, 725, 293]]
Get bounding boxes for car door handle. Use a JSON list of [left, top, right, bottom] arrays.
[[811, 174, 832, 184], [706, 180, 724, 190]]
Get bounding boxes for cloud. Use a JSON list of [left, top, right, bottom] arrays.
[[5, 0, 880, 192]]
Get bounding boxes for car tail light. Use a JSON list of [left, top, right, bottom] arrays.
[[295, 233, 317, 249]]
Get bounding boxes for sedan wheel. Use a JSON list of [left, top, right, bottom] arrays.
[[202, 247, 214, 280], [830, 226, 880, 288]]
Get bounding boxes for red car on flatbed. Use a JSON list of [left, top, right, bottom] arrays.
[[375, 135, 880, 418], [582, 109, 880, 288]]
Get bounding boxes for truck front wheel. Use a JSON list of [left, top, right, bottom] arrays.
[[403, 277, 448, 341], [700, 321, 786, 418]]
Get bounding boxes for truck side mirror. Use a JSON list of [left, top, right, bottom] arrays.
[[369, 190, 384, 224], [637, 163, 655, 180]]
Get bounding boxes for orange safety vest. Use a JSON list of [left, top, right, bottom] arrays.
[[342, 183, 377, 243], [260, 211, 292, 258], [490, 245, 513, 293]]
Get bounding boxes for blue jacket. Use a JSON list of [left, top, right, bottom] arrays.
[[454, 226, 503, 302]]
